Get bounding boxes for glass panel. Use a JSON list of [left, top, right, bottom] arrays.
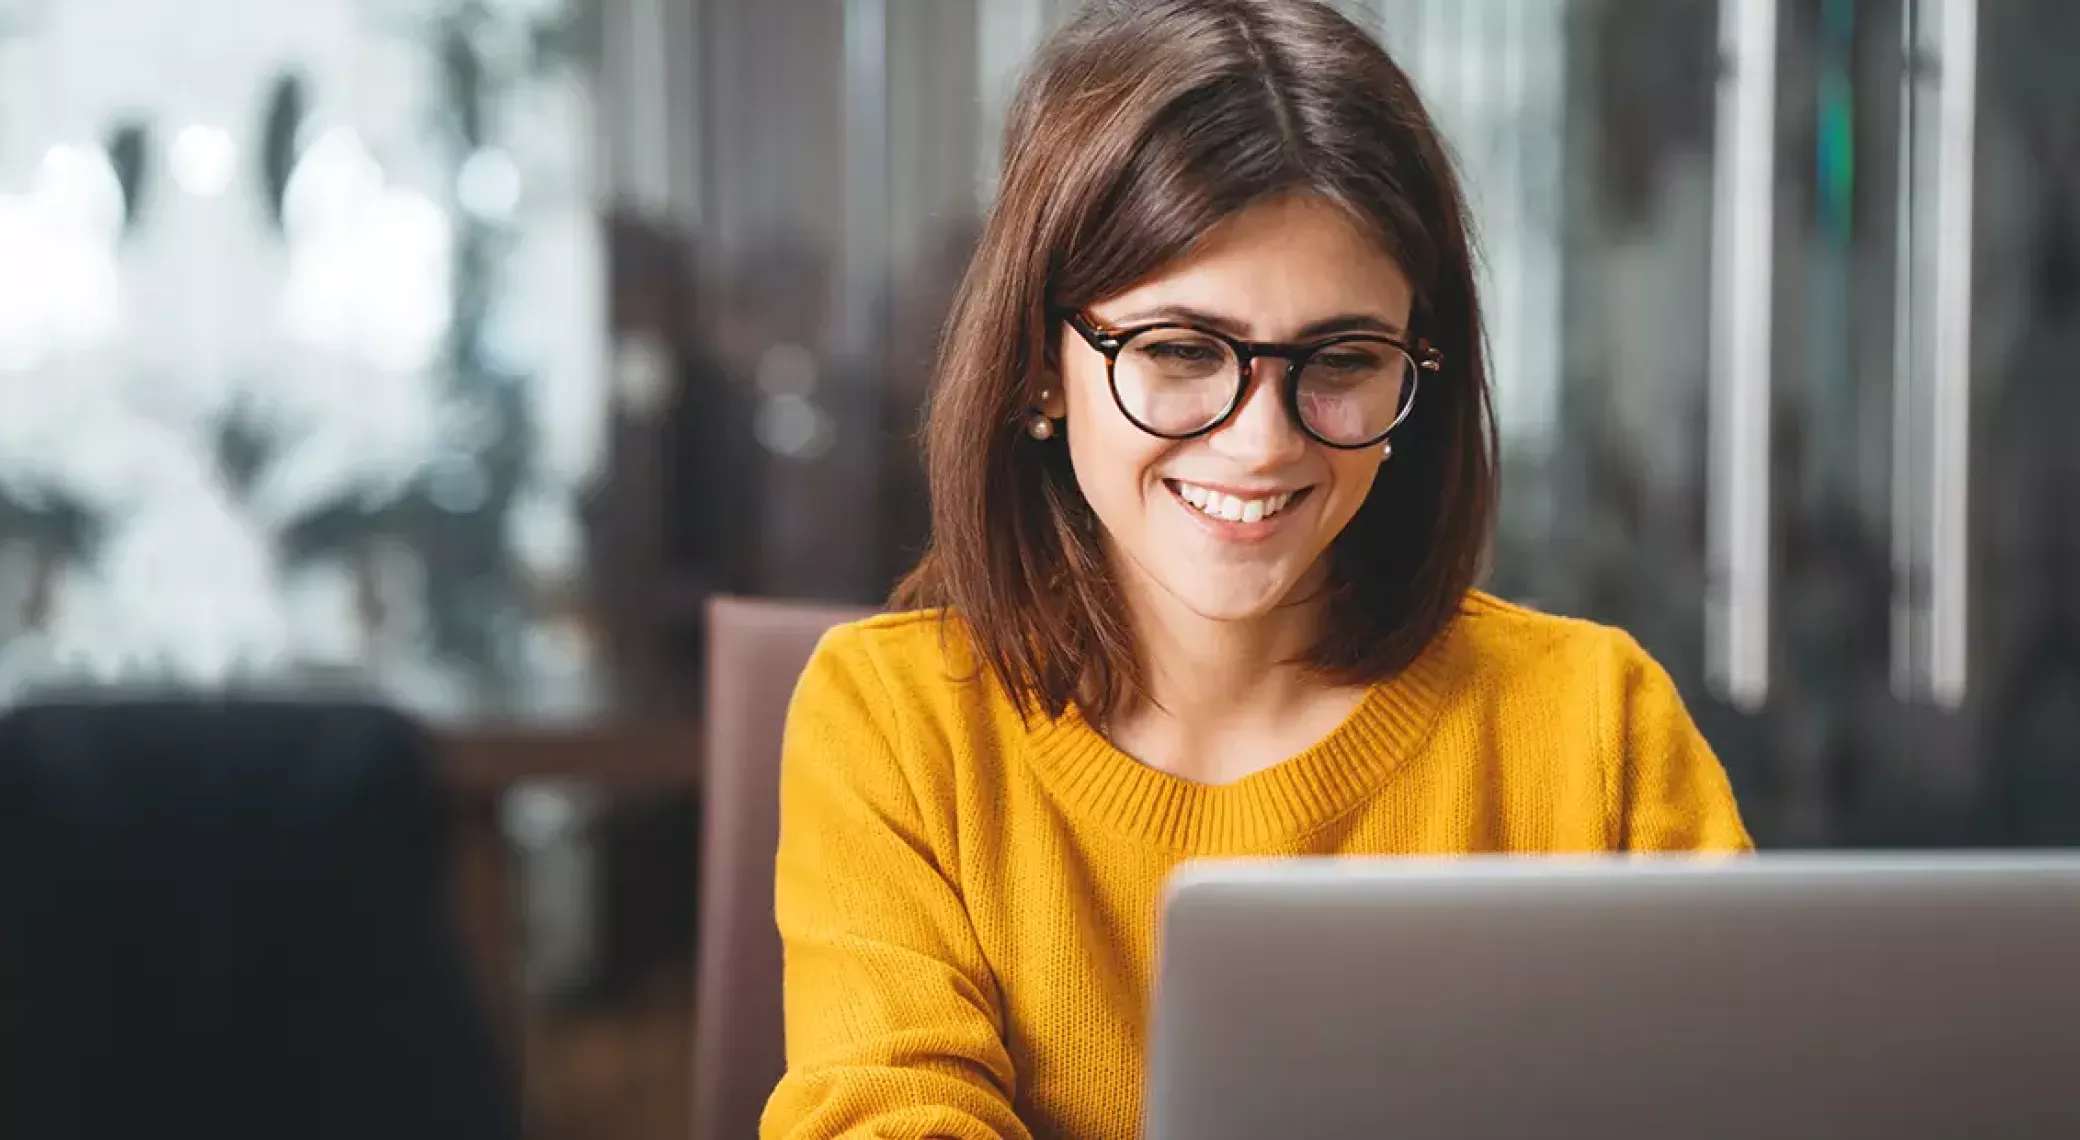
[[0, 0, 613, 725], [1400, 0, 1746, 811], [1953, 0, 2080, 844], [1431, 0, 1910, 846], [1770, 0, 1916, 845], [1426, 0, 2079, 848]]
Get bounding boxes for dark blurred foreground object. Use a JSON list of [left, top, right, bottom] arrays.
[[0, 698, 520, 1140]]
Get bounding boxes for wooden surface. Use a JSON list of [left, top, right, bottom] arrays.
[[441, 719, 703, 791]]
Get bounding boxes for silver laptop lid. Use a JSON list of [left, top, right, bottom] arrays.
[[1146, 854, 2080, 1140]]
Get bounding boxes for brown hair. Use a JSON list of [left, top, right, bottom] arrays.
[[893, 0, 1497, 720]]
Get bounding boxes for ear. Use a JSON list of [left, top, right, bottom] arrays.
[[1035, 313, 1081, 416]]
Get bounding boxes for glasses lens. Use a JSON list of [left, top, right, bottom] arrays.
[[1112, 328, 1240, 436], [1295, 341, 1415, 446]]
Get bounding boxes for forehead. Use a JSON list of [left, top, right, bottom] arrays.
[[1096, 193, 1413, 336]]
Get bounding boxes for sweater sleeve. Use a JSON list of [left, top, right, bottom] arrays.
[[761, 625, 1032, 1140], [1604, 631, 1756, 852]]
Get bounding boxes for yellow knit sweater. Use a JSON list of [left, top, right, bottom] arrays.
[[762, 592, 1751, 1140]]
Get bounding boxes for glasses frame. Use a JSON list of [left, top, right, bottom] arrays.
[[1060, 310, 1442, 449]]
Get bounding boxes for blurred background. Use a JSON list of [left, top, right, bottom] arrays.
[[0, 0, 2073, 1135]]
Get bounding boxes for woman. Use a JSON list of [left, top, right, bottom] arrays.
[[764, 2, 1751, 1137]]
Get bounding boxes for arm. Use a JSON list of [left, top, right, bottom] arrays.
[[761, 627, 1032, 1140], [1602, 631, 1755, 852]]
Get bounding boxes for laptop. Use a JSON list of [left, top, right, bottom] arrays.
[[1144, 854, 2080, 1140]]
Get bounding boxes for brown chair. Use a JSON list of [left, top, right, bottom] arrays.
[[692, 596, 872, 1140]]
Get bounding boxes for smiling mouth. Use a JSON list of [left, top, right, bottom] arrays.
[[1164, 479, 1313, 524]]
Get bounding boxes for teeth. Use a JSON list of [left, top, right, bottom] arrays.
[[1171, 481, 1296, 523]]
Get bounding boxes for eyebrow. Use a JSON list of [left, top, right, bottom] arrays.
[[1102, 304, 1406, 341]]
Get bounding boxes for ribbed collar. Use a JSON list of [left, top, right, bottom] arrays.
[[1017, 621, 1465, 853]]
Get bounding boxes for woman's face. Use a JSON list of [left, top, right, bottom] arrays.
[[1047, 193, 1414, 626]]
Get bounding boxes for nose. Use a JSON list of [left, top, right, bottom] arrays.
[[1209, 357, 1308, 468]]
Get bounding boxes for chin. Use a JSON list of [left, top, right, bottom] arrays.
[[1162, 576, 1298, 625]]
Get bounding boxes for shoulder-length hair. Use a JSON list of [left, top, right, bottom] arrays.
[[893, 0, 1497, 720]]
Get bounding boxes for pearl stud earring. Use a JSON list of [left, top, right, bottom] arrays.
[[1028, 389, 1056, 440]]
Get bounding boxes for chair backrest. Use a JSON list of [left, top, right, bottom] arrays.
[[0, 697, 518, 1140], [692, 597, 871, 1140]]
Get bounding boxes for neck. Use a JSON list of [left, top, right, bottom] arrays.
[[1102, 567, 1366, 784], [1126, 589, 1321, 725], [1106, 555, 1349, 737]]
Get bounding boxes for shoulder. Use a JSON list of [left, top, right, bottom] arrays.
[[803, 608, 982, 700], [1448, 589, 1663, 692], [785, 609, 1014, 842], [794, 608, 1004, 752], [1443, 592, 1746, 850]]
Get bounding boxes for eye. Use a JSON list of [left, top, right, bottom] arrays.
[[1122, 331, 1233, 380], [1313, 350, 1384, 372], [1146, 342, 1221, 364]]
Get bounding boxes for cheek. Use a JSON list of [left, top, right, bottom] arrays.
[[1062, 371, 1178, 527], [1065, 414, 1171, 512], [1322, 453, 1384, 527], [1058, 348, 1113, 428], [1065, 360, 1144, 477]]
